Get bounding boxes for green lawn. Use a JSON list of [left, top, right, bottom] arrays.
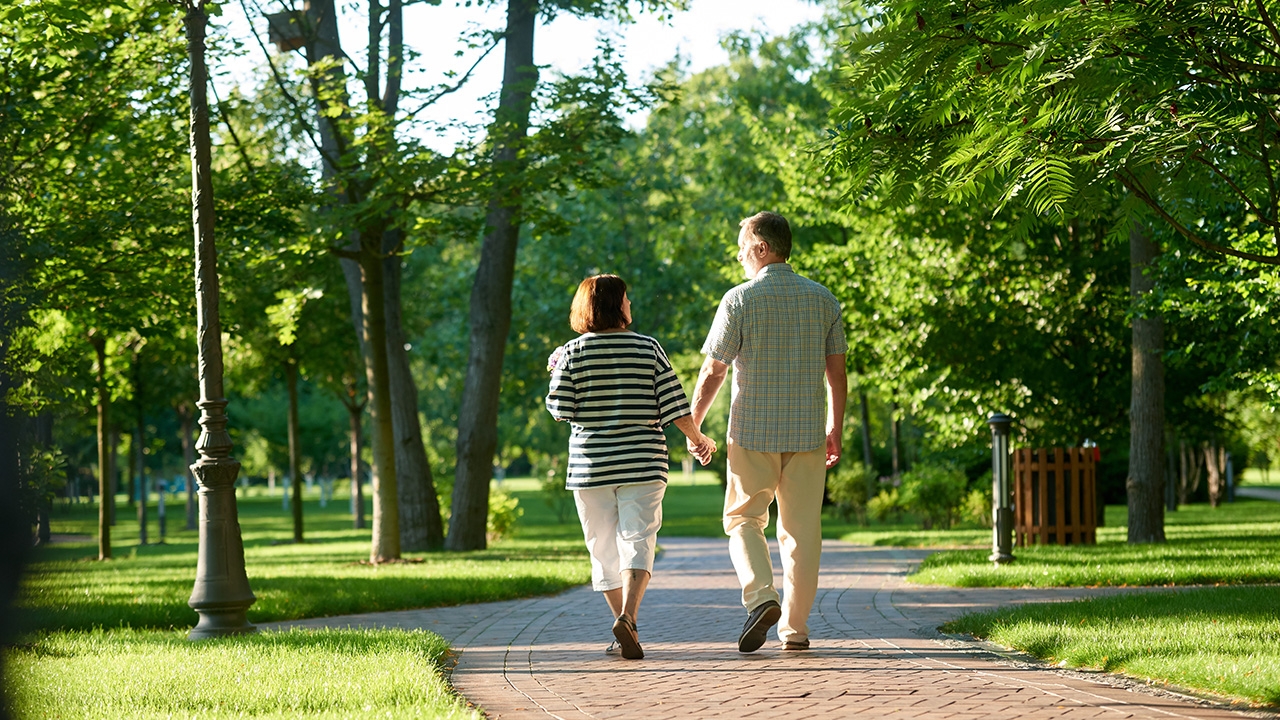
[[909, 500, 1280, 587], [21, 485, 589, 633], [944, 586, 1280, 707], [8, 628, 479, 719]]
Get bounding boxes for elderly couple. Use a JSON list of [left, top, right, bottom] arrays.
[[545, 211, 848, 660]]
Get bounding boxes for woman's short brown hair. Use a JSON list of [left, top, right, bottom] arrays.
[[569, 274, 628, 333]]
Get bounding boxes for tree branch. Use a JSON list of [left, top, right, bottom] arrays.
[[236, 0, 337, 170], [405, 35, 501, 119], [1117, 169, 1280, 264]]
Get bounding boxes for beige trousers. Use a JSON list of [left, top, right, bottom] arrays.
[[723, 442, 826, 644]]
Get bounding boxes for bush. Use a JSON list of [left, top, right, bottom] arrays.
[[826, 461, 875, 524], [532, 453, 574, 523], [867, 487, 904, 522], [487, 486, 523, 542], [899, 463, 967, 530], [963, 486, 993, 528]]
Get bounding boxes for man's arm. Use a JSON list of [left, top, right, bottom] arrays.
[[690, 356, 729, 428], [825, 354, 848, 469]]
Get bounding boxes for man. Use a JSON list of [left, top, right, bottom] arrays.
[[689, 211, 847, 653]]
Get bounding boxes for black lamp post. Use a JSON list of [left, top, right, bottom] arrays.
[[988, 413, 1015, 565], [182, 0, 256, 640]]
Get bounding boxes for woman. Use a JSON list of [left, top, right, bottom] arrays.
[[546, 274, 715, 660]]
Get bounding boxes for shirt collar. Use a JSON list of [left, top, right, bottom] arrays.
[[755, 262, 793, 278]]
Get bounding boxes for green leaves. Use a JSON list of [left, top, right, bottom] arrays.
[[826, 0, 1280, 263], [265, 288, 323, 347]]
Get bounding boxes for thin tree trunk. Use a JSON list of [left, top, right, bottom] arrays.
[[134, 351, 148, 546], [346, 391, 366, 530], [1204, 443, 1225, 508], [448, 0, 538, 551], [108, 429, 118, 526], [859, 391, 874, 471], [180, 403, 197, 530], [384, 229, 443, 551], [92, 334, 111, 559], [361, 241, 399, 562], [889, 400, 901, 479], [286, 359, 304, 542], [1126, 222, 1165, 543], [35, 413, 53, 545]]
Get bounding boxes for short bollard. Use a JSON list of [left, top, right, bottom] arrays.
[[988, 413, 1015, 565]]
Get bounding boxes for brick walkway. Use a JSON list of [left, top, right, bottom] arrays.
[[273, 538, 1260, 719]]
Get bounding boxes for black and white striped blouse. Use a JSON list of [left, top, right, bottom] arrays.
[[545, 331, 691, 490]]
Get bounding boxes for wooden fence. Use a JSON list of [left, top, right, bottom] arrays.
[[1013, 447, 1097, 546]]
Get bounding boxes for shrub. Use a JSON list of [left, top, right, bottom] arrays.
[[899, 463, 967, 529], [487, 486, 523, 542], [826, 461, 875, 524], [868, 487, 904, 522], [531, 452, 574, 523], [963, 486, 993, 528]]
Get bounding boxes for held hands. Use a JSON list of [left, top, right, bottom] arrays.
[[686, 432, 718, 466]]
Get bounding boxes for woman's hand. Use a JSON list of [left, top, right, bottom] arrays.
[[687, 432, 717, 466]]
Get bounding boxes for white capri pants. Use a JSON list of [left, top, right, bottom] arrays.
[[573, 480, 665, 591]]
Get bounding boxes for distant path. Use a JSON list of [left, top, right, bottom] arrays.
[[272, 538, 1258, 719], [1237, 487, 1280, 502]]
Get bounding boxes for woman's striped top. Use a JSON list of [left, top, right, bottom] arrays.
[[545, 331, 691, 490]]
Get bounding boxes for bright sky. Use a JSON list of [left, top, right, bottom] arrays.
[[219, 0, 827, 151]]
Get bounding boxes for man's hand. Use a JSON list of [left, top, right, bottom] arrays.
[[687, 434, 717, 466], [825, 428, 842, 469]]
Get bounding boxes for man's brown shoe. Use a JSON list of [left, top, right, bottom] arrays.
[[782, 639, 810, 650]]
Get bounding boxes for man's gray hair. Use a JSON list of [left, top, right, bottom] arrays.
[[739, 211, 792, 260]]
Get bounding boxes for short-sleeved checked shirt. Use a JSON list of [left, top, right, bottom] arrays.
[[702, 263, 848, 453]]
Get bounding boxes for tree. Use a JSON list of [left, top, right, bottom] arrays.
[[1, 0, 192, 558], [252, 0, 453, 558], [819, 0, 1280, 540]]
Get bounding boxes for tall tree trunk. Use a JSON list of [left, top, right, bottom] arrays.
[[286, 359, 304, 542], [859, 391, 874, 470], [301, 0, 400, 559], [35, 413, 53, 545], [108, 429, 118, 526], [447, 0, 538, 551], [361, 241, 400, 562], [91, 334, 111, 559], [384, 229, 444, 551], [1127, 222, 1165, 543], [134, 351, 148, 546], [180, 403, 197, 530], [345, 388, 366, 530], [1204, 443, 1225, 508], [889, 400, 901, 479]]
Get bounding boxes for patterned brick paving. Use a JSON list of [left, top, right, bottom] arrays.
[[272, 538, 1262, 719]]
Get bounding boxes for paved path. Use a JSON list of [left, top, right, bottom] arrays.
[[1237, 487, 1280, 503], [273, 538, 1260, 719]]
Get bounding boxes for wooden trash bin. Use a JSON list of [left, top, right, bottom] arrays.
[[1013, 447, 1097, 546]]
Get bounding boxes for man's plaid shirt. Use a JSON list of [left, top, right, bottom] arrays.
[[702, 263, 848, 453]]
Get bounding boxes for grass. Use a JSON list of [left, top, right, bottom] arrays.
[[943, 586, 1280, 707], [909, 500, 1280, 587], [21, 484, 589, 633], [8, 628, 479, 719]]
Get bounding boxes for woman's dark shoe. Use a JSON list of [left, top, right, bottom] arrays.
[[612, 613, 643, 659], [738, 600, 782, 653]]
